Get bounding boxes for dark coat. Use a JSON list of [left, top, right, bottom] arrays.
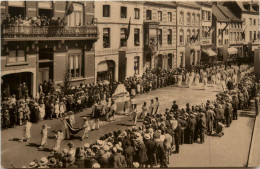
[[215, 108, 224, 120], [144, 139, 156, 163], [187, 117, 196, 131], [137, 143, 148, 164]]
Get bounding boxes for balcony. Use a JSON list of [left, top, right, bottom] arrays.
[[2, 25, 99, 41]]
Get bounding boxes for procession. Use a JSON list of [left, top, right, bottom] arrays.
[[1, 0, 260, 168]]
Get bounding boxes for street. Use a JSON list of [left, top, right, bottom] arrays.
[[1, 83, 256, 168]]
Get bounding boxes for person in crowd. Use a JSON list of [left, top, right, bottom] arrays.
[[20, 120, 32, 142], [39, 124, 51, 150], [81, 117, 91, 141], [91, 102, 100, 130], [130, 104, 138, 126], [154, 97, 160, 114]]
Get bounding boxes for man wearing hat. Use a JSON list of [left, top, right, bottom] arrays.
[[38, 157, 48, 168], [143, 133, 156, 168], [124, 140, 135, 168], [187, 114, 196, 144]]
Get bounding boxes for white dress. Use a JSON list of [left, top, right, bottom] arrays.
[[39, 105, 45, 120]]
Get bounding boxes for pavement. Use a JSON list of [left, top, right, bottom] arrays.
[[0, 83, 257, 168], [248, 111, 260, 167]]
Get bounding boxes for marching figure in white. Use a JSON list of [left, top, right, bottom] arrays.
[[39, 124, 51, 150], [81, 117, 91, 141], [52, 130, 64, 154], [20, 120, 32, 142]]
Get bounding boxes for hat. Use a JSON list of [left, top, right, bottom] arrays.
[[115, 144, 123, 152], [28, 162, 37, 168], [39, 157, 48, 165], [144, 133, 151, 140], [107, 142, 113, 148], [96, 140, 104, 147], [48, 157, 57, 166], [103, 145, 110, 151], [83, 117, 87, 121], [92, 163, 101, 168], [84, 143, 90, 149], [135, 132, 141, 138], [67, 142, 74, 148]]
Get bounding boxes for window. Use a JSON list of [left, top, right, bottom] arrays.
[[168, 54, 173, 69], [120, 28, 127, 47], [234, 24, 236, 28], [250, 18, 252, 25], [208, 11, 211, 21], [202, 10, 205, 20], [134, 56, 140, 75], [254, 19, 256, 25], [179, 29, 184, 44], [250, 31, 252, 40], [158, 29, 162, 45], [69, 54, 82, 78], [158, 11, 162, 21], [187, 29, 190, 42], [179, 11, 184, 24], [167, 29, 172, 44], [192, 13, 195, 25], [134, 8, 140, 19], [237, 32, 240, 41], [202, 26, 205, 37], [234, 32, 236, 41], [134, 29, 140, 46], [180, 52, 184, 67], [187, 12, 191, 25], [254, 31, 256, 40], [168, 12, 172, 22], [103, 5, 110, 17], [197, 14, 200, 25], [226, 29, 229, 35], [146, 10, 152, 20], [8, 49, 26, 63], [68, 3, 83, 27], [103, 28, 110, 48], [192, 29, 195, 39], [197, 30, 200, 41], [230, 32, 233, 41], [121, 6, 127, 18]]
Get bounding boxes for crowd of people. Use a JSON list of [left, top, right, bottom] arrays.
[[15, 63, 260, 168], [0, 62, 253, 130]]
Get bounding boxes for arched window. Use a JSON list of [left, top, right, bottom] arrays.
[[179, 29, 184, 45], [197, 13, 200, 25], [192, 13, 195, 25], [179, 11, 184, 24], [68, 3, 84, 27], [187, 12, 191, 25], [187, 29, 191, 42], [192, 29, 195, 38]]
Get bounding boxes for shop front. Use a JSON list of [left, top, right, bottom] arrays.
[[96, 60, 115, 82]]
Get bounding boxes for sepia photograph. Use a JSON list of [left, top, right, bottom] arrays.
[[1, 0, 260, 168]]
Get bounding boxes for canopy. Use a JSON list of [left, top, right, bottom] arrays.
[[97, 61, 108, 72], [228, 47, 238, 55], [202, 49, 217, 57], [112, 84, 130, 101]]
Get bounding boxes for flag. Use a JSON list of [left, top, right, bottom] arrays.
[[241, 25, 248, 40], [205, 25, 213, 37], [65, 1, 74, 16], [194, 30, 200, 42], [125, 17, 131, 40], [218, 22, 230, 38]]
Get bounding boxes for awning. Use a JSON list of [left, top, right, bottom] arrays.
[[97, 61, 108, 72], [228, 47, 238, 55], [202, 49, 217, 57]]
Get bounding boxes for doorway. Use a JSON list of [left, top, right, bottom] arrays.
[[8, 7, 25, 18]]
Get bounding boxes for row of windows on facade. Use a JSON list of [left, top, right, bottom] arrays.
[[218, 39, 229, 46], [7, 2, 85, 27], [246, 18, 260, 26], [249, 31, 260, 41], [103, 28, 173, 48], [179, 29, 200, 44], [202, 26, 211, 38], [103, 5, 173, 22], [179, 11, 200, 25]]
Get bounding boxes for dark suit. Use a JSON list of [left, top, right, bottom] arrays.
[[232, 99, 239, 120], [187, 117, 196, 144]]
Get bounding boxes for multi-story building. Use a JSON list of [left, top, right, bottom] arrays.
[[94, 1, 144, 82], [1, 1, 98, 98], [217, 5, 243, 58], [223, 1, 259, 57], [177, 2, 201, 67], [212, 5, 230, 60], [198, 2, 217, 63], [143, 2, 177, 70]]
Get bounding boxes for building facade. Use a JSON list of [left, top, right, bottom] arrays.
[[94, 1, 144, 83], [1, 1, 98, 98], [177, 2, 201, 67], [197, 2, 217, 63], [212, 5, 230, 60], [143, 2, 177, 70], [223, 1, 259, 57]]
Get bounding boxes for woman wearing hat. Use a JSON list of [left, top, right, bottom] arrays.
[[39, 124, 51, 150], [81, 117, 90, 141], [20, 120, 32, 142], [52, 130, 64, 154]]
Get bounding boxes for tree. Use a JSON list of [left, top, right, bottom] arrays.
[[60, 64, 71, 95]]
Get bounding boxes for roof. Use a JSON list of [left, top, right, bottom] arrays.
[[144, 1, 177, 8], [177, 1, 201, 9], [217, 5, 242, 22], [212, 5, 230, 22], [236, 1, 259, 13]]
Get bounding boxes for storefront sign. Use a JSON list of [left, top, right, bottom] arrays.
[[96, 47, 142, 56]]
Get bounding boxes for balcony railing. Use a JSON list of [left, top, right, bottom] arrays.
[[2, 25, 99, 39]]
